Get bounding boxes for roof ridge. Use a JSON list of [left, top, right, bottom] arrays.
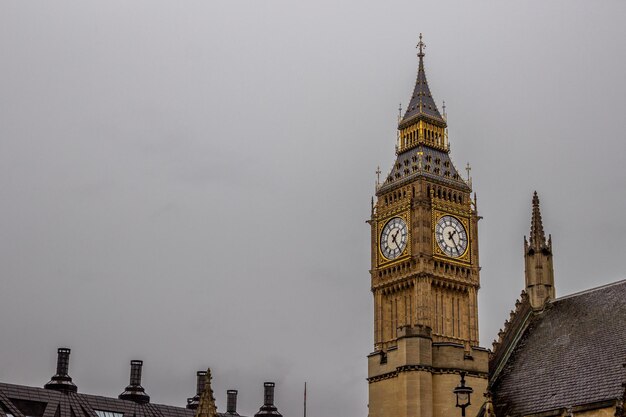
[[488, 291, 533, 386], [553, 278, 626, 302]]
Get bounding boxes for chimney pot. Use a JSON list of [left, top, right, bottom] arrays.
[[263, 382, 274, 406], [186, 371, 207, 410], [130, 360, 143, 386], [254, 382, 281, 417], [56, 348, 71, 375], [197, 371, 207, 395], [119, 360, 150, 404], [227, 390, 238, 414], [44, 348, 77, 393]]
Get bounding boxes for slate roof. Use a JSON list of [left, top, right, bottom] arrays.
[[377, 145, 470, 194], [400, 49, 445, 126], [491, 279, 626, 417], [0, 383, 239, 417]]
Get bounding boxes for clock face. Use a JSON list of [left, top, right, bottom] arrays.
[[380, 217, 408, 260], [435, 215, 468, 258]]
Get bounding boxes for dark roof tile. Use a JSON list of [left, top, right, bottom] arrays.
[[492, 280, 626, 416], [0, 384, 246, 417], [378, 145, 470, 194]]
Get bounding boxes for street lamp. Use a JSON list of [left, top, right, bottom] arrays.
[[453, 371, 473, 417]]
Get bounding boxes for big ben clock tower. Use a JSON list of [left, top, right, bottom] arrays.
[[367, 36, 488, 417]]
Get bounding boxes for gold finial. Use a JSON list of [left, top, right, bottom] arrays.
[[416, 33, 426, 58], [398, 103, 402, 121], [442, 100, 447, 117], [376, 166, 381, 184], [465, 162, 472, 181]]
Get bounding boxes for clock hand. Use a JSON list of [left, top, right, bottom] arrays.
[[391, 230, 400, 247]]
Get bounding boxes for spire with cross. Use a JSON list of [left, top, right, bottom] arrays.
[[416, 33, 425, 58], [400, 33, 445, 128]]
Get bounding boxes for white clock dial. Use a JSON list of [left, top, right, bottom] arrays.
[[435, 215, 468, 258], [380, 217, 408, 260]]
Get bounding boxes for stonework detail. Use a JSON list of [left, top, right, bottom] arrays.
[[524, 192, 555, 309]]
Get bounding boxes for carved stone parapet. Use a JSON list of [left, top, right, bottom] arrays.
[[398, 324, 432, 339]]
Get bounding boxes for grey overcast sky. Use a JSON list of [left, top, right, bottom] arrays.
[[1, 1, 625, 417]]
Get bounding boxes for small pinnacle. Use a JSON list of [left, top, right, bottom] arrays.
[[530, 191, 546, 248]]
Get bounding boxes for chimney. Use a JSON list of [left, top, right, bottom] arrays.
[[118, 360, 150, 404], [186, 371, 207, 409], [226, 390, 239, 415], [44, 348, 78, 393], [254, 382, 282, 417]]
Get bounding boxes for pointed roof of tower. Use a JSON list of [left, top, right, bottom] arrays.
[[529, 191, 547, 249], [400, 34, 445, 128], [378, 36, 469, 195]]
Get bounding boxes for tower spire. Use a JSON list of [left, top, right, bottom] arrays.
[[524, 191, 555, 309], [400, 33, 445, 128], [529, 191, 547, 249]]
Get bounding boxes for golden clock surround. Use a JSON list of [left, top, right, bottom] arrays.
[[432, 210, 471, 264], [377, 212, 411, 266]]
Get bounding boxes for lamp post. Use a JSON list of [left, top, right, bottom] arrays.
[[453, 371, 473, 417]]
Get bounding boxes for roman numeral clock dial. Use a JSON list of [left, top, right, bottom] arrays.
[[435, 215, 468, 258], [380, 217, 408, 260]]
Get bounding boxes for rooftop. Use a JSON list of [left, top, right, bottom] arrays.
[[491, 279, 626, 417]]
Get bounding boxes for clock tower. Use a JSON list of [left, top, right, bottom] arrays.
[[367, 36, 488, 417]]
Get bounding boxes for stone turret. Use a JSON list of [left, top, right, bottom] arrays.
[[524, 191, 555, 309]]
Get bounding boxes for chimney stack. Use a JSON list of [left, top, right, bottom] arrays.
[[118, 360, 150, 404], [254, 382, 282, 417], [264, 383, 274, 406], [44, 348, 78, 393], [226, 390, 239, 415], [186, 371, 207, 409]]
